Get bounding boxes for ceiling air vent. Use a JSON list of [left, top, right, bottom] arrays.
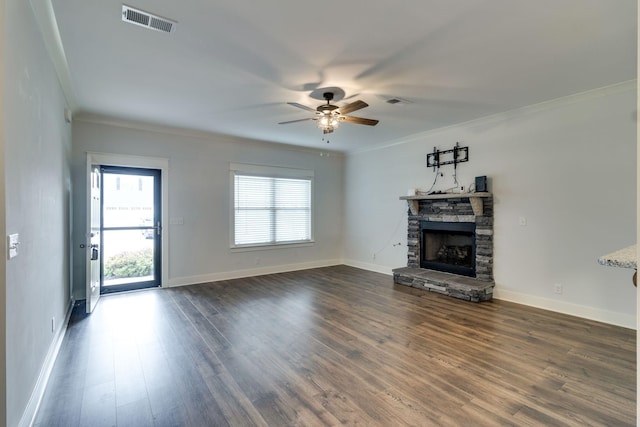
[[122, 5, 176, 33], [385, 97, 412, 105]]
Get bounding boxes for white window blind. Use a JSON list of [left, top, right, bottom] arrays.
[[233, 172, 312, 247]]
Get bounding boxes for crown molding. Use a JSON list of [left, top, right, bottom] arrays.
[[348, 79, 637, 155], [74, 112, 345, 157], [29, 0, 77, 111]]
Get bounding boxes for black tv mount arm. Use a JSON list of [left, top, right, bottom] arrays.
[[426, 142, 469, 172]]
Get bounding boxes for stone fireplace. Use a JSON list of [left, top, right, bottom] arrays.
[[393, 193, 494, 302]]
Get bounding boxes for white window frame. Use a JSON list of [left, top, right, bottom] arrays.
[[230, 163, 314, 251]]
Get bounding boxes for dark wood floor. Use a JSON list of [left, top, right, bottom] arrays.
[[35, 266, 635, 426]]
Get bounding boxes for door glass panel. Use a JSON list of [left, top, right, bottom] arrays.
[[102, 229, 155, 287], [102, 174, 154, 228], [100, 167, 161, 293]]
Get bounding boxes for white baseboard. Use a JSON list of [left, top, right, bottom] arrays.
[[169, 260, 635, 328], [343, 261, 636, 330], [492, 288, 635, 329], [342, 259, 394, 276], [20, 297, 75, 427], [165, 259, 343, 287]]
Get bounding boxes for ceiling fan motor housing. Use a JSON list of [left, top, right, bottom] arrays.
[[318, 92, 339, 114], [317, 104, 339, 113]]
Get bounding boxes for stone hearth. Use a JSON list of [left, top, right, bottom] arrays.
[[393, 267, 494, 302], [393, 193, 495, 302]]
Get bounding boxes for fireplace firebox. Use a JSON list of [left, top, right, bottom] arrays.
[[420, 221, 476, 277]]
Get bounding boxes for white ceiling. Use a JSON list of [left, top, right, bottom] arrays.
[[49, 0, 636, 152]]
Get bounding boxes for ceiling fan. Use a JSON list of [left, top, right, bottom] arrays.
[[279, 92, 379, 134]]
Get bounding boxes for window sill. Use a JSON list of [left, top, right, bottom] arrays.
[[230, 241, 315, 253]]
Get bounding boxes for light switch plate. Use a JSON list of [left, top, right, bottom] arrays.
[[8, 233, 19, 259]]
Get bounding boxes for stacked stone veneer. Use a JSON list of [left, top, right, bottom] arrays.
[[407, 196, 494, 281]]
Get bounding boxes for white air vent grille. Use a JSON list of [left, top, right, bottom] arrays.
[[385, 97, 412, 105], [122, 5, 176, 33], [150, 17, 173, 33]]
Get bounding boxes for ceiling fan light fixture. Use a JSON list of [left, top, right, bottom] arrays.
[[318, 112, 340, 132]]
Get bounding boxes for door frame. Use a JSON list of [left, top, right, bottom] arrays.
[[99, 165, 162, 294], [86, 165, 101, 313], [86, 152, 169, 291]]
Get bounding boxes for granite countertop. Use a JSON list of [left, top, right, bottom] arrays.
[[598, 245, 637, 269]]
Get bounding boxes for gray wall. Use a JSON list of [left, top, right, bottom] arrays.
[[0, 0, 6, 423], [4, 0, 73, 425], [71, 118, 344, 298]]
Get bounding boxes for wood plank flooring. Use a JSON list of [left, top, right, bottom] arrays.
[[35, 266, 636, 426]]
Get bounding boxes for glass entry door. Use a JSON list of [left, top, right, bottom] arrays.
[[100, 166, 161, 293]]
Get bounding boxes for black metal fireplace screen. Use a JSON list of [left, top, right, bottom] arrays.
[[420, 220, 476, 277]]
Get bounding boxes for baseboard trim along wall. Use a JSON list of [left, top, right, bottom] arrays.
[[343, 262, 635, 330], [19, 298, 75, 427], [343, 259, 394, 276], [166, 259, 343, 288], [493, 288, 636, 330]]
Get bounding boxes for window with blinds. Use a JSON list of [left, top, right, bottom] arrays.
[[233, 170, 312, 247]]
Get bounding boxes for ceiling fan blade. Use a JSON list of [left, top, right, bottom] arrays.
[[338, 100, 368, 115], [278, 118, 315, 125], [342, 116, 379, 126], [287, 102, 316, 112]]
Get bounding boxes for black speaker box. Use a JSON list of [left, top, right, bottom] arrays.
[[475, 176, 487, 193]]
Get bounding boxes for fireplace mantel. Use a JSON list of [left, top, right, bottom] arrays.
[[400, 192, 492, 216]]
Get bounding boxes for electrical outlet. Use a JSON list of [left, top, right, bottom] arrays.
[[372, 252, 376, 260], [7, 233, 19, 259], [51, 317, 55, 333], [554, 283, 563, 295]]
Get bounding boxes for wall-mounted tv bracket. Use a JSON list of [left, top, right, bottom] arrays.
[[426, 142, 469, 172]]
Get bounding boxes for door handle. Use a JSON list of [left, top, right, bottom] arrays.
[[90, 244, 99, 261]]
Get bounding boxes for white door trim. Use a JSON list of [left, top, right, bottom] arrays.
[[86, 152, 170, 288]]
